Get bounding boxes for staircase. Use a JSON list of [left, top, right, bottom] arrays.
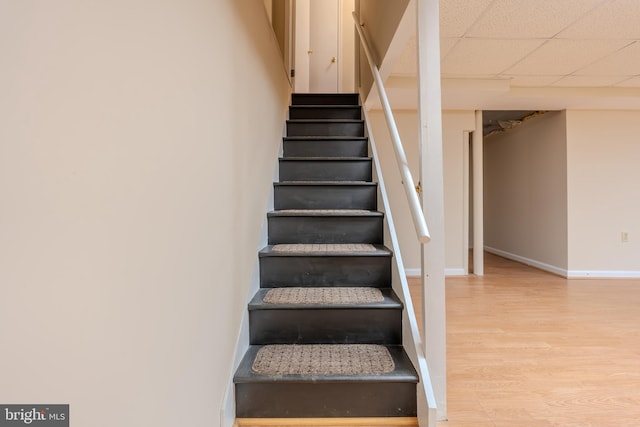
[[233, 93, 418, 420]]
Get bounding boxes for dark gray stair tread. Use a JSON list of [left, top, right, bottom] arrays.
[[283, 136, 368, 141], [259, 244, 392, 257], [274, 182, 377, 210], [283, 138, 369, 158], [248, 288, 402, 310], [248, 290, 402, 344], [279, 157, 373, 181], [268, 209, 382, 217], [275, 181, 376, 186], [289, 105, 361, 119], [279, 157, 371, 161], [290, 105, 361, 110], [287, 119, 364, 124], [290, 105, 360, 109], [234, 345, 418, 383], [267, 210, 383, 244], [291, 93, 359, 105], [286, 119, 364, 136]]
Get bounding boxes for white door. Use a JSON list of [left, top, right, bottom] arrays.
[[309, 0, 339, 92]]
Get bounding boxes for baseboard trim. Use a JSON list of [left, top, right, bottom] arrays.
[[445, 268, 466, 276], [484, 246, 569, 277], [405, 268, 420, 277], [566, 270, 640, 278], [485, 247, 640, 279], [405, 268, 467, 277]]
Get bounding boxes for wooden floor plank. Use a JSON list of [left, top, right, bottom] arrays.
[[235, 253, 640, 427], [409, 252, 640, 427]]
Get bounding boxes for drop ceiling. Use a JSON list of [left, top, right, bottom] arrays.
[[385, 0, 640, 110]]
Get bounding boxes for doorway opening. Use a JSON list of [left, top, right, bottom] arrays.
[[294, 0, 355, 93]]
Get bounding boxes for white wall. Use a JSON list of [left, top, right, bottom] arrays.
[[442, 111, 476, 275], [0, 2, 290, 426], [368, 110, 421, 271], [357, 0, 410, 95], [367, 110, 475, 275], [566, 111, 640, 277], [484, 111, 569, 275]]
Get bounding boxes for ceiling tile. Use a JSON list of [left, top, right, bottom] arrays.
[[390, 36, 460, 76], [575, 41, 640, 75], [467, 0, 603, 39], [559, 0, 640, 40], [615, 76, 640, 87], [503, 75, 563, 87], [440, 37, 459, 59], [506, 39, 628, 75], [551, 75, 629, 87], [441, 38, 544, 76], [439, 0, 494, 38]]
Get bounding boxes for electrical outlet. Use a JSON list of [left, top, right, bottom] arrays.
[[621, 232, 629, 243]]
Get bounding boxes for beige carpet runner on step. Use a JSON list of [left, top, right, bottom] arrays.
[[252, 344, 394, 375], [272, 243, 376, 253], [263, 287, 383, 304]]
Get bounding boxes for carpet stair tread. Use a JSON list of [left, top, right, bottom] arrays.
[[234, 345, 418, 383], [248, 288, 402, 310], [259, 244, 392, 257]]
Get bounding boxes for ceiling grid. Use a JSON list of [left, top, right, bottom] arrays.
[[386, 0, 640, 109]]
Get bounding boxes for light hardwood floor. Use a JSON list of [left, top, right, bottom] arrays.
[[410, 252, 640, 427]]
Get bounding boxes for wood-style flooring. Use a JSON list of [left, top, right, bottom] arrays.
[[409, 252, 640, 427]]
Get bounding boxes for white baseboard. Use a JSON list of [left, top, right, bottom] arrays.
[[408, 249, 640, 279], [566, 270, 640, 278], [445, 268, 466, 276], [485, 246, 640, 279], [405, 268, 420, 277], [484, 246, 569, 277], [405, 268, 467, 277]]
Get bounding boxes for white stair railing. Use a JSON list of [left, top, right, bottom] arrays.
[[353, 11, 437, 427], [352, 13, 430, 245]]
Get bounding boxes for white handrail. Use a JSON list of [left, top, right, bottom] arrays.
[[364, 107, 438, 427], [352, 11, 430, 244]]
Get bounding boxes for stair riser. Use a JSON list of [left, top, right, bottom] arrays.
[[289, 106, 361, 120], [249, 308, 401, 344], [279, 159, 372, 182], [274, 185, 377, 210], [260, 255, 391, 287], [283, 139, 368, 158], [287, 121, 364, 137], [291, 93, 359, 106], [235, 382, 416, 418], [268, 216, 383, 244], [235, 93, 419, 421]]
